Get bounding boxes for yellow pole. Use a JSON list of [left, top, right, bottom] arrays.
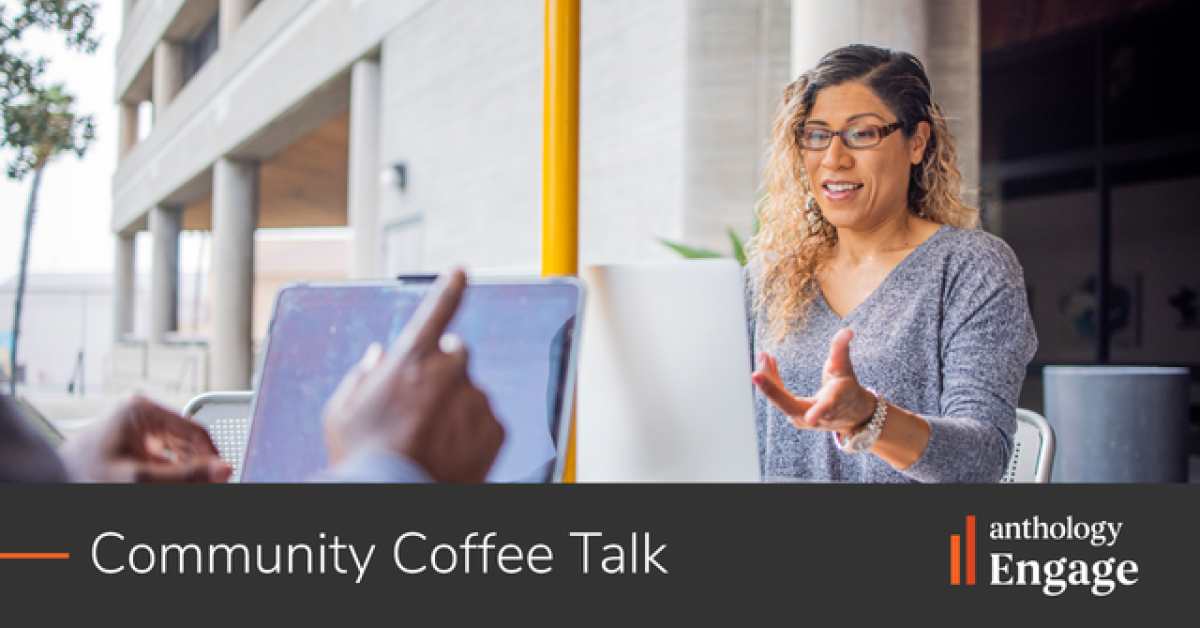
[[543, 0, 580, 481]]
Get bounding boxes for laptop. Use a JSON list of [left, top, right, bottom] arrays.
[[239, 276, 584, 483], [575, 260, 761, 481]]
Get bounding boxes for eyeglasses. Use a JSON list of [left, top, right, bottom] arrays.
[[796, 121, 903, 150]]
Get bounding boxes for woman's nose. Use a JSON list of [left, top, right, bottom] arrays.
[[821, 135, 853, 170]]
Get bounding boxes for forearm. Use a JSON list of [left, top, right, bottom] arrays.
[[837, 398, 1011, 482], [832, 387, 1009, 482], [866, 402, 930, 469], [831, 395, 929, 470]]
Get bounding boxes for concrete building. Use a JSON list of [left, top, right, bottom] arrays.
[[1, 274, 125, 395], [112, 0, 993, 394], [117, 0, 1195, 412], [106, 233, 347, 400], [107, 0, 1199, 471], [111, 0, 797, 393]]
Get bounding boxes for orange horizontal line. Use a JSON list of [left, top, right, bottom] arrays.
[[0, 553, 70, 559]]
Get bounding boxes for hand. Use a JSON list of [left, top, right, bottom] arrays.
[[59, 395, 233, 483], [322, 269, 505, 483], [752, 328, 877, 435]]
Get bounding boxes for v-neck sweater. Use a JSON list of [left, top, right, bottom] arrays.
[[744, 225, 1038, 482]]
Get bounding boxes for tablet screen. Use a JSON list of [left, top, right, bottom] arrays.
[[241, 280, 581, 482]]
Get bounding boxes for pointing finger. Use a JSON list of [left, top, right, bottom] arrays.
[[324, 342, 383, 417], [396, 269, 468, 357]]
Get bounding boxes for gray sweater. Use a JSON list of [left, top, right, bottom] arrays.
[[745, 225, 1038, 483]]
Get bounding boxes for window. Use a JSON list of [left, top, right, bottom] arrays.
[[186, 13, 220, 80], [382, 216, 425, 277]]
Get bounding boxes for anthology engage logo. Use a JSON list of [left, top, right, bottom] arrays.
[[948, 515, 978, 585], [949, 515, 1140, 597]]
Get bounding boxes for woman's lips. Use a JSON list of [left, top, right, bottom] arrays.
[[822, 181, 863, 202]]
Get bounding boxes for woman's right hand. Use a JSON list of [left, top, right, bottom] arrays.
[[752, 331, 880, 436], [751, 352, 815, 419]]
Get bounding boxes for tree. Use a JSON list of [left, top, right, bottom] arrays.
[[1, 1, 99, 394], [7, 84, 94, 394], [1, 1, 98, 106]]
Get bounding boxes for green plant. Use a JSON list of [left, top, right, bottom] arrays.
[[656, 238, 721, 260], [659, 209, 761, 267]]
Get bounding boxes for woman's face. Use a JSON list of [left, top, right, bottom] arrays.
[[801, 81, 929, 232]]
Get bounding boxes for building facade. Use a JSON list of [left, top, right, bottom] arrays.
[[1, 275, 122, 394], [120, 0, 1200, 418], [112, 0, 799, 394]]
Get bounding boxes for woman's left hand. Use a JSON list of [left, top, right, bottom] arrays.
[[752, 328, 877, 435]]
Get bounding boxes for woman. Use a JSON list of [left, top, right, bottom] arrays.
[[746, 44, 1036, 482]]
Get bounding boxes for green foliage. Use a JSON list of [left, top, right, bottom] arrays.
[[728, 227, 746, 266], [657, 238, 721, 259], [3, 82, 92, 176], [660, 200, 763, 267], [1, 1, 99, 98], [0, 0, 99, 178]]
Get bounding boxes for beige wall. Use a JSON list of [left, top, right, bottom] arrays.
[[251, 238, 349, 343]]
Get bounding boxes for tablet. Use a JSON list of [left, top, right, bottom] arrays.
[[239, 277, 584, 483]]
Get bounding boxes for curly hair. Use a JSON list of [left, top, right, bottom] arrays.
[[748, 44, 978, 344]]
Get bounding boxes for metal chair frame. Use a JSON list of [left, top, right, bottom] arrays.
[[184, 391, 254, 482], [183, 395, 1058, 484], [1002, 408, 1057, 484]]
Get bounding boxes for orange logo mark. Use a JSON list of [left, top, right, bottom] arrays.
[[951, 515, 975, 585]]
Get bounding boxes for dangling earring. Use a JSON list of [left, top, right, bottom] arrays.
[[801, 169, 825, 236], [805, 194, 825, 235]]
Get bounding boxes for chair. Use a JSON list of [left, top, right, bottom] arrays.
[[184, 393, 1058, 484], [1001, 408, 1056, 483], [183, 391, 254, 482]]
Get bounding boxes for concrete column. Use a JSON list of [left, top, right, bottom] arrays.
[[113, 231, 136, 342], [211, 158, 258, 390], [220, 0, 258, 44], [682, 0, 793, 253], [792, 0, 927, 78], [348, 58, 382, 278], [926, 0, 980, 205], [153, 40, 186, 115], [755, 0, 794, 193], [149, 205, 182, 342], [118, 101, 139, 159]]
